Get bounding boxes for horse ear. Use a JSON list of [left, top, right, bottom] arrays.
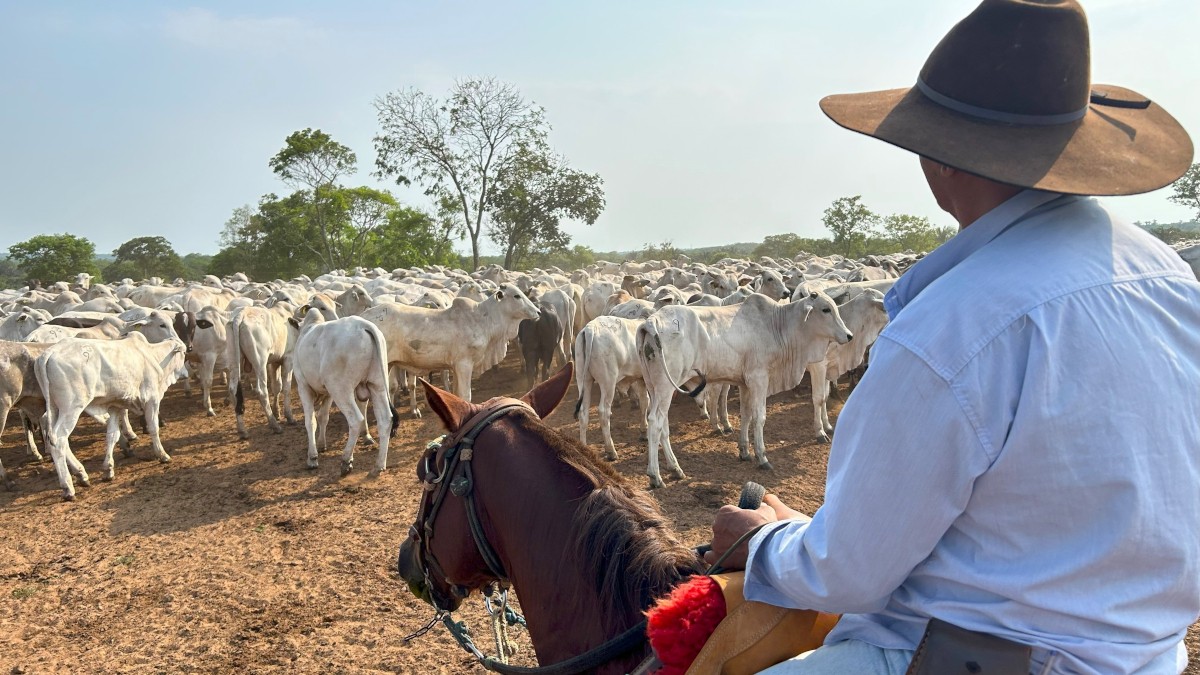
[[420, 378, 474, 433], [520, 362, 573, 419]]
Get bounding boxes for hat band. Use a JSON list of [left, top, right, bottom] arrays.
[[916, 78, 1088, 126]]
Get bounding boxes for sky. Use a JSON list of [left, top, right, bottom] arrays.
[[1, 0, 1198, 259]]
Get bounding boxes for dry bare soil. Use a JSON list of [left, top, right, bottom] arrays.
[[1, 352, 1197, 674]]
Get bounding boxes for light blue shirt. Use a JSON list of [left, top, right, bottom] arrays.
[[744, 190, 1200, 674]]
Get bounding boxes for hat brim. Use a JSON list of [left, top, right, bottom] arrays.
[[820, 84, 1193, 196]]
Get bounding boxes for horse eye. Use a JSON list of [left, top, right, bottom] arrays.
[[822, 308, 831, 313]]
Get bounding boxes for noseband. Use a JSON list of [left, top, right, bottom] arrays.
[[410, 397, 535, 609]]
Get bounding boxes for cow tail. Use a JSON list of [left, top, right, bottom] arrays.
[[364, 325, 399, 433], [230, 312, 246, 415], [573, 325, 593, 419]]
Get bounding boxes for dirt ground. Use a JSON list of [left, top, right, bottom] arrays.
[[1, 352, 1197, 674]]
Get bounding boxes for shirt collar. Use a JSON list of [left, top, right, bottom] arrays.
[[883, 189, 1071, 320]]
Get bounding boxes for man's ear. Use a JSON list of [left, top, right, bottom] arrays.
[[421, 378, 475, 433], [520, 363, 573, 419]]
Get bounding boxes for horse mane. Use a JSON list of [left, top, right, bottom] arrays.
[[513, 416, 704, 634]]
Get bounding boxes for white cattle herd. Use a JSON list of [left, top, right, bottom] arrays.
[[1, 250, 939, 499]]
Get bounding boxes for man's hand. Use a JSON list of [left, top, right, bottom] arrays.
[[703, 494, 810, 570]]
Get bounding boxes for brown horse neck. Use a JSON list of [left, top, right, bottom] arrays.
[[479, 422, 701, 673]]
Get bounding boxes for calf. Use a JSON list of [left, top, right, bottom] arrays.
[[35, 333, 188, 500], [361, 284, 539, 409], [291, 311, 398, 475], [573, 316, 649, 461], [191, 306, 231, 416], [637, 292, 852, 487], [807, 289, 889, 442], [228, 302, 298, 438], [517, 302, 567, 390]]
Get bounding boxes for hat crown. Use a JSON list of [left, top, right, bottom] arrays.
[[919, 0, 1091, 119]]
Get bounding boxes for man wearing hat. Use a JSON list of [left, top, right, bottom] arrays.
[[706, 0, 1200, 673]]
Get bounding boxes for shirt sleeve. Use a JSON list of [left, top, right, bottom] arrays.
[[743, 335, 992, 614]]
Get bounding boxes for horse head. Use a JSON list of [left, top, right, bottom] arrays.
[[398, 364, 574, 611], [397, 362, 703, 671]]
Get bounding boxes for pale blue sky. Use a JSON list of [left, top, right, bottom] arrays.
[[2, 1, 1197, 258]]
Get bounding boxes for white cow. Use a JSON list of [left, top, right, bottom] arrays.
[[0, 307, 51, 341], [637, 291, 853, 487], [36, 332, 188, 500], [291, 311, 396, 475], [191, 306, 231, 416], [808, 289, 889, 442], [0, 341, 52, 488], [228, 302, 297, 438], [573, 316, 649, 461], [361, 284, 539, 409]]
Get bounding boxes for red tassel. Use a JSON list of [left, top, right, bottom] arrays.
[[645, 575, 728, 675]]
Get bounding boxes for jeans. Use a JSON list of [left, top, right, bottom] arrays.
[[758, 640, 913, 675]]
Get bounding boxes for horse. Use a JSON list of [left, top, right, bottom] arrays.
[[397, 363, 706, 674]]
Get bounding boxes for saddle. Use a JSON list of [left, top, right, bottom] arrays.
[[645, 571, 839, 675]]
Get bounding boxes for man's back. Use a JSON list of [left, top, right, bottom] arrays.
[[837, 194, 1200, 673]]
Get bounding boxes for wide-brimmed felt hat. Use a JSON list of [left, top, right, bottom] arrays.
[[820, 0, 1193, 196]]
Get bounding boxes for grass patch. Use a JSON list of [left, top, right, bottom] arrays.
[[11, 585, 40, 599]]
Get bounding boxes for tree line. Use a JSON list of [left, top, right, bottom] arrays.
[[4, 72, 1198, 288]]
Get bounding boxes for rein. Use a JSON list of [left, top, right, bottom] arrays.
[[405, 397, 652, 675]]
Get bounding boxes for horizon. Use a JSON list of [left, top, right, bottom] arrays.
[[3, 1, 1198, 259]]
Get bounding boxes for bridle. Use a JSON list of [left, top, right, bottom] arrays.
[[401, 396, 656, 675], [409, 397, 533, 610]]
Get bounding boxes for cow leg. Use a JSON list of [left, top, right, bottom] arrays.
[[747, 382, 771, 471], [144, 399, 170, 463], [368, 386, 393, 476], [645, 391, 667, 489], [260, 366, 283, 434], [736, 392, 751, 461], [717, 385, 732, 434], [101, 410, 122, 481], [819, 379, 835, 438], [20, 411, 44, 462], [46, 409, 86, 501], [182, 361, 193, 396], [452, 362, 472, 403], [280, 359, 296, 425], [661, 422, 685, 480], [407, 380, 422, 419], [0, 405, 12, 489], [809, 363, 831, 444], [119, 410, 138, 447], [317, 397, 333, 452], [333, 388, 365, 476], [598, 382, 618, 462], [359, 398, 375, 446], [634, 382, 650, 441], [199, 353, 218, 416], [299, 385, 320, 470]]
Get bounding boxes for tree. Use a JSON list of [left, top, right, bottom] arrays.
[[823, 196, 880, 258], [881, 214, 954, 252], [106, 236, 185, 282], [211, 192, 323, 281], [487, 145, 605, 269], [8, 234, 99, 286], [753, 233, 839, 259], [365, 205, 458, 270], [638, 240, 682, 262], [1169, 163, 1200, 219], [0, 256, 23, 289], [269, 128, 361, 271], [374, 77, 548, 270]]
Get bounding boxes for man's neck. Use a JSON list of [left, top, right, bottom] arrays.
[[951, 180, 1023, 230]]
